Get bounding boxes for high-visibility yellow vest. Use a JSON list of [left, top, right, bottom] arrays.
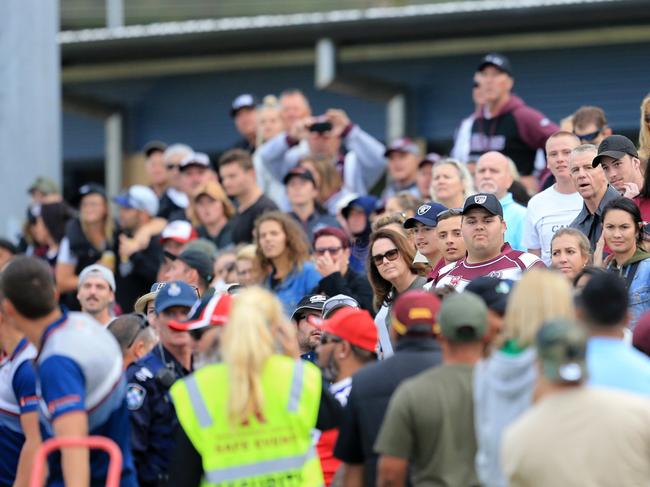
[[170, 355, 324, 487]]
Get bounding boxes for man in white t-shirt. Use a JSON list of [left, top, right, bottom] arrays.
[[523, 131, 583, 265]]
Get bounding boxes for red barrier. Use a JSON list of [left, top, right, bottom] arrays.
[[29, 436, 123, 487]]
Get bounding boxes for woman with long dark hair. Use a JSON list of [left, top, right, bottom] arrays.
[[602, 197, 650, 329]]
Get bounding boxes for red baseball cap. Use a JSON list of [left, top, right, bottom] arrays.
[[168, 292, 232, 332], [391, 290, 441, 336], [319, 307, 377, 352], [161, 220, 198, 244]]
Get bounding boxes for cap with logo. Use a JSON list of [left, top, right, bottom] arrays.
[[419, 152, 442, 169], [112, 185, 159, 217], [384, 138, 420, 157], [391, 290, 441, 336], [592, 134, 639, 168], [404, 201, 448, 229], [28, 177, 59, 196], [154, 280, 199, 314], [283, 167, 317, 186], [462, 193, 503, 218], [465, 277, 513, 316], [230, 94, 256, 117], [161, 220, 198, 245], [322, 294, 360, 320], [78, 264, 116, 292], [477, 52, 512, 76], [165, 249, 215, 284], [143, 140, 167, 157], [134, 282, 168, 313], [291, 294, 327, 322], [437, 291, 487, 342], [77, 183, 107, 204], [168, 291, 233, 331], [536, 318, 587, 384], [319, 307, 378, 352], [179, 152, 211, 172]]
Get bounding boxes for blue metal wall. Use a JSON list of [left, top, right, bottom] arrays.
[[63, 41, 650, 161]]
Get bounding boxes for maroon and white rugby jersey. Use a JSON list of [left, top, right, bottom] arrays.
[[434, 246, 545, 291]]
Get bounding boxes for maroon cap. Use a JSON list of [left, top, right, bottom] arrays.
[[633, 310, 650, 357], [313, 226, 350, 249], [319, 308, 377, 352], [391, 290, 441, 336], [384, 138, 419, 157], [283, 167, 316, 186], [419, 152, 442, 168]]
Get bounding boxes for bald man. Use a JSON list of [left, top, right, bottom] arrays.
[[475, 151, 527, 251]]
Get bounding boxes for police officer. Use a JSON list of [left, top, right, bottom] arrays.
[[126, 280, 197, 487]]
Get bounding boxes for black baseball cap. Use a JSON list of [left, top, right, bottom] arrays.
[[592, 135, 639, 167], [419, 152, 442, 169], [76, 183, 107, 206], [283, 167, 316, 186], [462, 193, 503, 217], [166, 249, 215, 283], [230, 94, 256, 117], [477, 53, 512, 76], [404, 202, 448, 229], [291, 294, 327, 322], [465, 277, 513, 316]]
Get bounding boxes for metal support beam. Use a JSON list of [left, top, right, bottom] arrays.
[[105, 113, 123, 198], [106, 0, 124, 28]]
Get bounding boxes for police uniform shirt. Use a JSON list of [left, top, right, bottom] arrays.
[[37, 311, 137, 487], [0, 339, 38, 487], [126, 345, 191, 486]]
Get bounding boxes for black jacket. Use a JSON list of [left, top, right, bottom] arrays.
[[311, 269, 374, 315]]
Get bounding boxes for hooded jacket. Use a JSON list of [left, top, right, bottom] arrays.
[[473, 346, 537, 487], [469, 95, 558, 176], [607, 247, 650, 329]]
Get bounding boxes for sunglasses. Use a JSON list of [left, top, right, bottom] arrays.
[[126, 314, 150, 349], [320, 334, 343, 345], [372, 248, 400, 266], [574, 129, 601, 142], [166, 164, 180, 171], [314, 246, 343, 256]]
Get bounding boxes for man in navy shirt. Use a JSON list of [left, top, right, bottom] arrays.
[[0, 288, 40, 487], [0, 256, 137, 487], [126, 280, 196, 487]]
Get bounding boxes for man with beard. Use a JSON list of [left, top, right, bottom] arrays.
[[291, 294, 327, 363], [77, 264, 116, 326], [316, 307, 378, 485]]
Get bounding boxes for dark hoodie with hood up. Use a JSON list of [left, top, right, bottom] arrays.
[[469, 94, 558, 176], [343, 195, 377, 274]]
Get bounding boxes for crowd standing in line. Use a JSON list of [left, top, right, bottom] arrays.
[[1, 52, 650, 487]]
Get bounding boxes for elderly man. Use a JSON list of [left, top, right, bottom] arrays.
[[475, 151, 527, 251]]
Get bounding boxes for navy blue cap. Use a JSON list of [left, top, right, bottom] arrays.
[[342, 195, 379, 219], [462, 193, 503, 217], [404, 202, 447, 229], [154, 281, 199, 314], [478, 53, 512, 76], [465, 277, 513, 316]]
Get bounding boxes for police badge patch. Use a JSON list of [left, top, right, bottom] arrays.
[[126, 384, 146, 410]]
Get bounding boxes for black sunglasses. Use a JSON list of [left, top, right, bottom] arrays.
[[126, 313, 150, 349], [372, 248, 400, 266], [574, 129, 601, 142]]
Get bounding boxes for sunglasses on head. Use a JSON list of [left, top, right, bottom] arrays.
[[372, 248, 400, 266], [574, 129, 601, 142], [126, 314, 150, 349]]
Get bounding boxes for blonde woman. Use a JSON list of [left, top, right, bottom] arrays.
[[169, 287, 325, 486], [638, 93, 650, 166], [429, 158, 475, 209], [235, 244, 264, 287], [473, 268, 575, 487]]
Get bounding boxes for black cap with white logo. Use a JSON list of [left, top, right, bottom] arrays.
[[291, 294, 327, 322], [462, 193, 503, 218], [592, 135, 639, 167], [477, 53, 512, 76]]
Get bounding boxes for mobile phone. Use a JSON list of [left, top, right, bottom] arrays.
[[308, 116, 332, 133]]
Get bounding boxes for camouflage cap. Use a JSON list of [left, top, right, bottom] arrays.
[[536, 318, 587, 384]]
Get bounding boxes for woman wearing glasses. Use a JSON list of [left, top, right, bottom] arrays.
[[311, 227, 374, 313], [255, 211, 321, 314], [368, 229, 426, 357]]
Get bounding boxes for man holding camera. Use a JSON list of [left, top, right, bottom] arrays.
[[257, 105, 387, 211]]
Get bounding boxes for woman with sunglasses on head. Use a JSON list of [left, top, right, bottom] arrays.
[[255, 211, 321, 315], [550, 228, 592, 284], [601, 197, 650, 329], [430, 158, 475, 210], [311, 227, 374, 313], [368, 229, 426, 357]]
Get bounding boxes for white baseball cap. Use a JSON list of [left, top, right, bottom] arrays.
[[78, 264, 116, 291], [112, 185, 159, 217]]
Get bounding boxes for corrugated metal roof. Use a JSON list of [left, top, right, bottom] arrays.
[[58, 0, 619, 44]]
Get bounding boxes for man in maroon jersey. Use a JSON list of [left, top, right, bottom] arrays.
[[434, 193, 544, 291]]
